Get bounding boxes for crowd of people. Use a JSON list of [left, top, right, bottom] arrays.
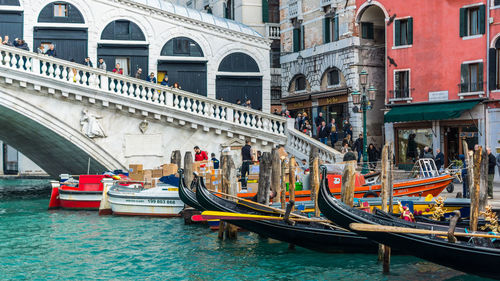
[[0, 35, 184, 89]]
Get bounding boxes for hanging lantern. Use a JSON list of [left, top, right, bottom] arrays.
[[368, 85, 377, 101], [359, 70, 368, 87], [351, 90, 361, 105]]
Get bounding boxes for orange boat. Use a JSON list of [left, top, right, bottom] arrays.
[[237, 159, 455, 201]]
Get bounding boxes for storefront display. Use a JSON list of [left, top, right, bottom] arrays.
[[396, 127, 433, 165]]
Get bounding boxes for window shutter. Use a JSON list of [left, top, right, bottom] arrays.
[[367, 23, 374, 39], [459, 8, 466, 37], [300, 25, 304, 50], [407, 17, 413, 45], [323, 17, 330, 44], [262, 0, 269, 23], [394, 20, 401, 46], [223, 3, 227, 19], [334, 15, 339, 41], [490, 48, 497, 90], [478, 62, 484, 91], [479, 5, 486, 34], [293, 28, 299, 52], [460, 63, 469, 93]]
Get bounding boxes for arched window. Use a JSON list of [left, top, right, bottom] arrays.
[[218, 52, 259, 72], [38, 1, 84, 23], [289, 75, 307, 93], [101, 20, 145, 41], [161, 37, 203, 57]]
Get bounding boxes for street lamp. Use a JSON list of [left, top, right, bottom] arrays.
[[352, 70, 376, 174]]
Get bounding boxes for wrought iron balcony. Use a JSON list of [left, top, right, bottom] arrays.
[[389, 88, 411, 99], [265, 23, 280, 40], [320, 0, 333, 7], [458, 81, 484, 93]]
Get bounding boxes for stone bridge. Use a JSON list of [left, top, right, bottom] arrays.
[[0, 45, 341, 176]]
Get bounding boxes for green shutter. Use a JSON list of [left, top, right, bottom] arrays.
[[293, 28, 299, 52], [367, 23, 374, 39], [394, 19, 401, 46], [479, 5, 486, 34], [334, 16, 339, 41], [323, 17, 330, 44], [460, 63, 469, 93], [489, 48, 497, 90], [478, 62, 484, 91], [262, 0, 269, 23], [407, 17, 413, 45], [459, 8, 467, 37], [300, 25, 304, 50], [223, 3, 227, 19]]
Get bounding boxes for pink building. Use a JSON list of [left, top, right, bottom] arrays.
[[356, 0, 498, 167]]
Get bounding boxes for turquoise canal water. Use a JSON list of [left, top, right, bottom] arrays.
[[0, 179, 488, 280]]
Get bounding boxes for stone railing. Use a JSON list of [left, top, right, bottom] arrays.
[[265, 23, 280, 39], [285, 119, 343, 163], [288, 0, 300, 18], [0, 45, 286, 138]]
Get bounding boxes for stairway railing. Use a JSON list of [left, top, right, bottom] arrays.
[[284, 119, 343, 163], [0, 45, 286, 137]]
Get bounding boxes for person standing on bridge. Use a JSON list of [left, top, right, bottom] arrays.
[[83, 57, 93, 67], [194, 146, 208, 162], [97, 58, 106, 71], [112, 63, 123, 74], [46, 44, 56, 57]]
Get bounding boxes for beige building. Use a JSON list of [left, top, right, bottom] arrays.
[[280, 0, 385, 147]]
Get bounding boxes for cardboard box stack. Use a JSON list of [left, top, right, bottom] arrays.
[[128, 163, 179, 189]]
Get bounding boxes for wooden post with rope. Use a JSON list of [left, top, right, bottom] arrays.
[[184, 151, 194, 189], [289, 156, 296, 211], [340, 160, 356, 207], [471, 145, 483, 232], [378, 143, 391, 273], [271, 148, 281, 204], [310, 150, 321, 217], [221, 153, 238, 239], [281, 158, 287, 209]]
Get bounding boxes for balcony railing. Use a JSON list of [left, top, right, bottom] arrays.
[[271, 68, 281, 87], [288, 0, 299, 18], [390, 88, 411, 99], [458, 81, 484, 93], [265, 23, 280, 40], [320, 0, 333, 7]]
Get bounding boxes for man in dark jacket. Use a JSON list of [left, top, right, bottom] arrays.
[[435, 148, 444, 170], [13, 39, 29, 51], [487, 147, 496, 199], [318, 121, 329, 145], [353, 134, 363, 163], [241, 140, 253, 189], [315, 112, 324, 136], [328, 118, 338, 148], [45, 44, 56, 57], [83, 57, 93, 67]]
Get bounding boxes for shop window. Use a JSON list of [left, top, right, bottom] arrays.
[[396, 128, 433, 165], [459, 5, 485, 37], [295, 76, 306, 92], [394, 70, 410, 98], [460, 62, 483, 93], [327, 69, 340, 86], [361, 22, 374, 40], [53, 3, 68, 17], [323, 16, 339, 44], [394, 18, 413, 46]]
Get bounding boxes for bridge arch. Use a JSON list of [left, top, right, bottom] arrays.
[[0, 89, 125, 177]]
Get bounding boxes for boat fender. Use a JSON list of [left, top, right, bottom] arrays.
[[363, 191, 378, 198]]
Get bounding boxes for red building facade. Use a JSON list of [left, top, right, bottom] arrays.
[[355, 0, 499, 168]]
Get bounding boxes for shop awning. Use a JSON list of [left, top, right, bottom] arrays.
[[384, 100, 479, 123]]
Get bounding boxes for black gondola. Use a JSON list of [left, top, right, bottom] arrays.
[[178, 169, 204, 211], [317, 165, 500, 280], [192, 173, 378, 254]]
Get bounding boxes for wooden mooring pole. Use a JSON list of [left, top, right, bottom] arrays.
[[271, 148, 281, 204], [378, 143, 391, 273], [184, 151, 194, 189], [340, 160, 356, 207], [310, 149, 321, 217], [257, 152, 272, 205], [281, 158, 287, 209], [289, 156, 296, 211], [220, 153, 238, 239], [171, 150, 182, 171]]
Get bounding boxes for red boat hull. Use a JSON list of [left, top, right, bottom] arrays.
[[59, 199, 101, 209]]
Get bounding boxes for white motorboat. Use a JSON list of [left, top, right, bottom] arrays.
[[107, 183, 184, 217]]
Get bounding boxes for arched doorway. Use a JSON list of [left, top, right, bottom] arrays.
[[0, 0, 23, 42], [357, 4, 386, 145], [97, 20, 148, 77], [34, 1, 87, 62], [216, 52, 262, 110], [158, 37, 206, 95]]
